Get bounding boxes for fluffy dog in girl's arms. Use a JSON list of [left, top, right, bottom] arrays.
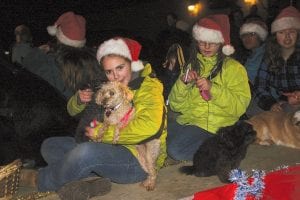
[[76, 81, 161, 191], [180, 121, 256, 183], [94, 81, 135, 143]]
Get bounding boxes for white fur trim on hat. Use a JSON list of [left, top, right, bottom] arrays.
[[222, 45, 235, 56], [192, 25, 224, 43], [271, 17, 300, 33], [55, 27, 86, 48], [97, 38, 144, 72], [240, 23, 268, 41], [97, 38, 131, 62], [131, 60, 144, 72]]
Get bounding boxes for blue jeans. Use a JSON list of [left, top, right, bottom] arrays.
[[38, 137, 147, 191], [167, 116, 213, 161]]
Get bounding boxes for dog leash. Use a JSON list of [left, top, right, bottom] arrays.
[[120, 107, 134, 129]]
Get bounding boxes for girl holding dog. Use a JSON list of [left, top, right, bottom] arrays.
[[34, 37, 167, 198], [254, 6, 300, 112], [166, 14, 251, 161]]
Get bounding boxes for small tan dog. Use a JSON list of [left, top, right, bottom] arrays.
[[94, 81, 161, 191], [247, 110, 300, 149], [95, 81, 135, 143]]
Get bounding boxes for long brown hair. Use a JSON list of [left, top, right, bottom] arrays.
[[264, 32, 300, 73], [56, 45, 106, 92]]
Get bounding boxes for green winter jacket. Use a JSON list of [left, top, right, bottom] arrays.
[[67, 63, 167, 169], [169, 54, 251, 133]]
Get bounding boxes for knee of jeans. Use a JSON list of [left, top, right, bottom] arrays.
[[40, 137, 56, 156], [69, 143, 95, 161]]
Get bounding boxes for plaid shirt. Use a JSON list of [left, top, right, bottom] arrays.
[[254, 51, 300, 110]]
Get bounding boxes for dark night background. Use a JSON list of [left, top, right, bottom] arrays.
[[0, 0, 299, 51], [0, 0, 179, 50]]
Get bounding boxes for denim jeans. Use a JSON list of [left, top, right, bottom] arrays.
[[38, 137, 147, 191], [167, 117, 213, 161]]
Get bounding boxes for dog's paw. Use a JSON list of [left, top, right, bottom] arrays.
[[257, 139, 273, 146], [112, 136, 120, 144], [140, 177, 156, 191]]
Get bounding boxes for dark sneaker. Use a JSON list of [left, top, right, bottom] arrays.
[[162, 156, 181, 167], [57, 177, 111, 200]]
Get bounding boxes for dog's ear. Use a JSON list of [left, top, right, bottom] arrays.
[[120, 84, 134, 101], [94, 88, 104, 105]]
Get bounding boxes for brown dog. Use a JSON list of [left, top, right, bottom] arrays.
[[247, 110, 300, 149], [95, 81, 135, 143], [94, 81, 161, 191]]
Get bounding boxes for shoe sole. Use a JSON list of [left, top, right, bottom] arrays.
[[58, 177, 111, 200]]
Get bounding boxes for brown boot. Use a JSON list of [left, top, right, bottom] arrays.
[[57, 177, 111, 200], [19, 169, 38, 188]]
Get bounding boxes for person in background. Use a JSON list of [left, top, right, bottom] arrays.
[[254, 6, 300, 112], [228, 5, 244, 60], [239, 18, 269, 117], [155, 12, 192, 77], [243, 5, 263, 22], [159, 43, 186, 103], [167, 14, 251, 161], [240, 19, 268, 83], [19, 11, 98, 100], [11, 24, 33, 65], [26, 37, 167, 199]]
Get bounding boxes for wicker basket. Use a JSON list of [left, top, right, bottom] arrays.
[[0, 159, 22, 200]]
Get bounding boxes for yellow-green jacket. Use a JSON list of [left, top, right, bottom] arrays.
[[169, 54, 251, 133], [67, 64, 167, 169]]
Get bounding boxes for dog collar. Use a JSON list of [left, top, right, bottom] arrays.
[[120, 107, 134, 128]]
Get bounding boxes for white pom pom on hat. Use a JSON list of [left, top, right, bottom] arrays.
[[96, 37, 144, 72], [192, 14, 235, 56]]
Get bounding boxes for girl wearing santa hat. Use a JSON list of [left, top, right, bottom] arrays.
[[254, 6, 300, 112], [239, 18, 269, 117], [167, 14, 251, 161], [18, 11, 101, 100], [34, 37, 166, 198]]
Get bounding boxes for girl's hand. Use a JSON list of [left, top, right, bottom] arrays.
[[282, 91, 300, 105], [180, 69, 198, 84], [195, 78, 212, 91], [85, 126, 96, 139], [77, 89, 93, 104], [85, 120, 101, 141]]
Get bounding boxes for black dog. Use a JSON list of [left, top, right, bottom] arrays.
[[0, 57, 77, 167], [180, 121, 256, 183], [74, 99, 104, 143]]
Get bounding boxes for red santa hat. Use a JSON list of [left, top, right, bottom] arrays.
[[96, 37, 144, 72], [47, 11, 86, 48], [240, 20, 268, 41], [192, 14, 235, 56], [271, 6, 300, 33]]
